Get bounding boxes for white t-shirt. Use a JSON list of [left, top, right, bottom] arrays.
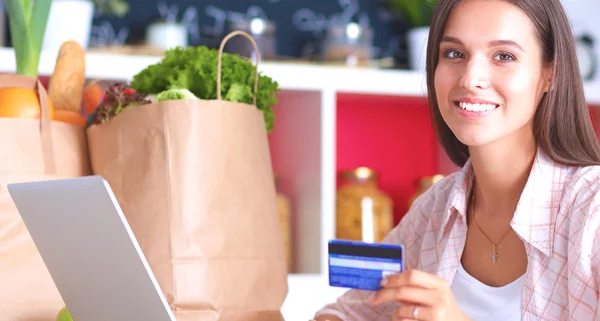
[[451, 263, 524, 321]]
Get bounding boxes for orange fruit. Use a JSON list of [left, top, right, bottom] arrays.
[[54, 109, 86, 127], [82, 81, 106, 117], [0, 87, 55, 119]]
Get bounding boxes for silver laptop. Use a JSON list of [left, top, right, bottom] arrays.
[[7, 175, 176, 321]]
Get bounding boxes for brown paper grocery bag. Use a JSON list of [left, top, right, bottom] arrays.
[[87, 31, 288, 321], [0, 74, 91, 320]]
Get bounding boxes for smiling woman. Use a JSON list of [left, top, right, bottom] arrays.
[[429, 0, 600, 168], [313, 0, 600, 321]]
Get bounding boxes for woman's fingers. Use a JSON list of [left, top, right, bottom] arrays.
[[392, 303, 433, 321], [382, 269, 446, 289], [371, 286, 438, 306], [371, 270, 464, 321]]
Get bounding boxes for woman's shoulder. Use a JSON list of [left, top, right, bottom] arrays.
[[567, 164, 600, 185], [557, 164, 600, 237], [561, 164, 600, 205], [555, 165, 600, 276]]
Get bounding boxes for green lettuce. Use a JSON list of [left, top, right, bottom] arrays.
[[224, 83, 252, 103], [130, 46, 279, 132], [156, 88, 198, 102]]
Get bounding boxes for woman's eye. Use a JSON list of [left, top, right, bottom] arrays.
[[494, 52, 516, 62], [443, 49, 464, 59]]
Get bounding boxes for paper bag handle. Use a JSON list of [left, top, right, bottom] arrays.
[[217, 30, 260, 105], [36, 79, 57, 175]]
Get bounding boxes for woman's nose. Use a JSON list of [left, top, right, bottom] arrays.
[[459, 57, 491, 90]]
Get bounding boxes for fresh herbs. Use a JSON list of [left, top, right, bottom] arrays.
[[4, 0, 52, 77], [130, 46, 279, 132]]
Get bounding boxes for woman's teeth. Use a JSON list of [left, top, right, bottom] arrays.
[[458, 102, 497, 112]]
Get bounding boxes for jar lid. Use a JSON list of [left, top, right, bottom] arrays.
[[418, 174, 445, 187], [230, 18, 276, 35], [338, 167, 377, 181]]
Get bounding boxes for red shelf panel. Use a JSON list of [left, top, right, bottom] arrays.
[[336, 93, 440, 223]]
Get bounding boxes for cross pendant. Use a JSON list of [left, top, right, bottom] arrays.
[[490, 244, 498, 264]]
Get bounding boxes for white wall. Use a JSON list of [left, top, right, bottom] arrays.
[[561, 0, 600, 84]]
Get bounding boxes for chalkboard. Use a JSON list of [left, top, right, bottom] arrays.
[[2, 0, 412, 66], [91, 0, 411, 64]]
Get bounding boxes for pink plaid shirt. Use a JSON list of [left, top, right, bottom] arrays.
[[316, 149, 600, 320]]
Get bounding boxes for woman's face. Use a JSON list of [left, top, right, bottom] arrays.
[[434, 0, 552, 148]]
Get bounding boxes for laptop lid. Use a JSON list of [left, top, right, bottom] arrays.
[[7, 175, 176, 321]]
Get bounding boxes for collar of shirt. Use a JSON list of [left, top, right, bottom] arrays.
[[437, 148, 564, 258]]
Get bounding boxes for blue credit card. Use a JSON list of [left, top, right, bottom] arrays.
[[328, 239, 404, 291]]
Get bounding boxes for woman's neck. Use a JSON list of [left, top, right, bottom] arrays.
[[468, 136, 537, 219]]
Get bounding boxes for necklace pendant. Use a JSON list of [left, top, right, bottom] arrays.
[[491, 244, 499, 264]]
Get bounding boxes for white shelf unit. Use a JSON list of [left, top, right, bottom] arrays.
[[2, 47, 600, 321]]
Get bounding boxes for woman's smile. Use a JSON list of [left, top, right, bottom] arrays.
[[453, 97, 501, 119]]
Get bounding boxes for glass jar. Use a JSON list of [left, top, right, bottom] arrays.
[[407, 174, 445, 209], [228, 17, 277, 60], [322, 22, 373, 66], [336, 167, 393, 243], [275, 175, 292, 272]]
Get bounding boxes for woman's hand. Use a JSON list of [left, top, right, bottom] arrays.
[[371, 269, 471, 321]]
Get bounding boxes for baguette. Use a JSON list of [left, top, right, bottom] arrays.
[[48, 41, 86, 113]]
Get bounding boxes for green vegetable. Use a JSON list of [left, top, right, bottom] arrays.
[[56, 306, 73, 321], [156, 88, 199, 102], [4, 0, 52, 77], [224, 83, 253, 103], [130, 46, 279, 132]]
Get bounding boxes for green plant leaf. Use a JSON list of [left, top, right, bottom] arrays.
[[30, 0, 51, 49], [19, 0, 31, 22], [4, 0, 51, 77], [5, 0, 31, 76], [29, 0, 52, 74]]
